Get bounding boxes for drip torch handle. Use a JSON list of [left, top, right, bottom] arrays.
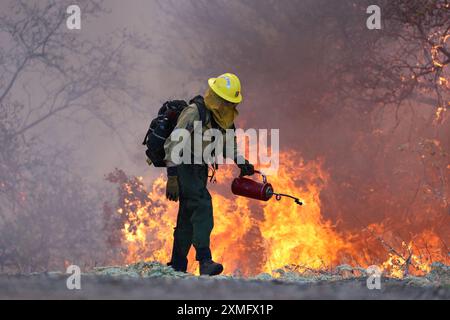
[[253, 170, 267, 183]]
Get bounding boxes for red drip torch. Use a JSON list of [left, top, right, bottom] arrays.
[[231, 171, 303, 205]]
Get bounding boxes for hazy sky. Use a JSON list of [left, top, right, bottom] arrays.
[[3, 1, 204, 184]]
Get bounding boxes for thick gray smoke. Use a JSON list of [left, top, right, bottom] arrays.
[[0, 0, 448, 272]]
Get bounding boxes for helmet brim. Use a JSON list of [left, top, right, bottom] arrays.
[[208, 78, 242, 104]]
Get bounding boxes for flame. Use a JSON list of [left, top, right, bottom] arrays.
[[380, 230, 445, 278], [108, 151, 448, 278], [435, 106, 447, 123], [116, 175, 178, 265], [438, 77, 448, 87], [430, 34, 449, 69], [258, 155, 350, 272]]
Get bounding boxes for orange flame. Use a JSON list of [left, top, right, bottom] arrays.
[[109, 151, 448, 277]]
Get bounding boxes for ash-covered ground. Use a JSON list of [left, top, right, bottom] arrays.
[[1, 262, 449, 300]]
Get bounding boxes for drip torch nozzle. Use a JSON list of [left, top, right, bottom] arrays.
[[254, 170, 303, 205], [231, 170, 303, 205], [273, 192, 303, 206]]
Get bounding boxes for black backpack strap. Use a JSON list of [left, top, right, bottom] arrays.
[[197, 103, 208, 125], [189, 95, 210, 126], [142, 131, 150, 145]]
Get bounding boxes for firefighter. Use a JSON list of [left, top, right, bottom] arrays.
[[164, 73, 255, 276]]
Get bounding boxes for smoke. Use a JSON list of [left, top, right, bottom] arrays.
[[149, 1, 448, 237], [149, 0, 449, 263], [0, 0, 448, 272]]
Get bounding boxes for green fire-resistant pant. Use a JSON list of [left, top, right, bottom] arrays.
[[171, 164, 213, 266]]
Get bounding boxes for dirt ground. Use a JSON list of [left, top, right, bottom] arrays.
[[1, 274, 448, 300]]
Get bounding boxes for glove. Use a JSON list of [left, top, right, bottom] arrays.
[[166, 176, 179, 202], [237, 159, 255, 177]]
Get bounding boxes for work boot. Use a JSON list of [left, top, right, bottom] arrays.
[[199, 260, 224, 276], [167, 260, 188, 273]]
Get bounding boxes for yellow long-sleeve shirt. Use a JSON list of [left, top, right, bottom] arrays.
[[164, 104, 239, 167]]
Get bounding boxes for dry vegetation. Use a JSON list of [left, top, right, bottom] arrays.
[[0, 1, 448, 286]]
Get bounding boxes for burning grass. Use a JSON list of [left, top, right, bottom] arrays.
[[103, 152, 449, 278], [90, 261, 450, 288]]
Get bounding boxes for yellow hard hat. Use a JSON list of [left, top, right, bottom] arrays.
[[208, 73, 242, 104]]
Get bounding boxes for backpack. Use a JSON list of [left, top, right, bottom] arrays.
[[142, 96, 209, 167]]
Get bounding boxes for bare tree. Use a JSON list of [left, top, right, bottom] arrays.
[[0, 0, 144, 138], [0, 0, 146, 272], [157, 0, 448, 116]]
